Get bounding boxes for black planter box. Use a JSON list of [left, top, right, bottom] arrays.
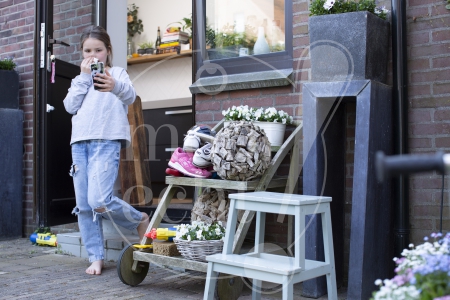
[[0, 109, 23, 239], [0, 70, 19, 109], [309, 11, 390, 83]]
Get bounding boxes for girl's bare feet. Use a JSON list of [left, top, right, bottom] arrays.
[[137, 212, 149, 242], [86, 260, 103, 275]]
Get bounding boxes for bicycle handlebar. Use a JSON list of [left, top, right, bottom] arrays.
[[376, 151, 446, 182]]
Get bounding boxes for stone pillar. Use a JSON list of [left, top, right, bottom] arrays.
[[302, 80, 394, 299]]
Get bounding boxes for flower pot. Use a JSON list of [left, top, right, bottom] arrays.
[[0, 70, 19, 109], [0, 108, 23, 239], [252, 121, 286, 147], [137, 48, 145, 55], [224, 121, 286, 147], [309, 11, 389, 83], [173, 238, 224, 262], [145, 48, 154, 55]]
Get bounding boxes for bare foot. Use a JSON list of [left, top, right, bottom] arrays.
[[86, 260, 103, 275], [137, 212, 149, 242]]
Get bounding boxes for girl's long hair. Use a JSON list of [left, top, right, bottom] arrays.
[[80, 26, 113, 67]]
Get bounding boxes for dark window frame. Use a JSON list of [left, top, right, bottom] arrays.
[[193, 0, 293, 79]]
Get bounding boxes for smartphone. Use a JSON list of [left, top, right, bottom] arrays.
[[90, 61, 104, 90]]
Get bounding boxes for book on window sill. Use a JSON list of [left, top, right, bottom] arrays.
[[161, 36, 189, 43], [160, 41, 188, 48], [163, 31, 189, 37], [157, 46, 181, 54]]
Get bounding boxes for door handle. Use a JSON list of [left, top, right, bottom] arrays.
[[47, 104, 55, 113], [165, 109, 192, 115], [48, 36, 70, 48]]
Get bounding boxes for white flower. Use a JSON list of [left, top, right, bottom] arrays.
[[374, 279, 382, 286], [222, 105, 292, 124], [375, 6, 390, 15], [175, 221, 226, 241], [323, 0, 335, 10]]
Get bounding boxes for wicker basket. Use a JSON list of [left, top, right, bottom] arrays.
[[173, 238, 224, 262]]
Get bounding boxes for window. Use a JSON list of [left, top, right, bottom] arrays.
[[192, 0, 292, 89]]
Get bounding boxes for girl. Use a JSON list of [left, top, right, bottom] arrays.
[[64, 26, 149, 275]]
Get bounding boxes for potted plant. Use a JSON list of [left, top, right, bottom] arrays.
[[138, 42, 155, 55], [144, 41, 155, 54], [371, 232, 450, 299], [169, 14, 192, 37], [308, 0, 390, 83], [222, 105, 293, 146], [207, 25, 257, 60], [127, 3, 143, 55], [0, 57, 19, 109], [173, 221, 226, 262], [0, 57, 22, 240]]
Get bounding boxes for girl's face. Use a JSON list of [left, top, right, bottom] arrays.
[[82, 37, 109, 64]]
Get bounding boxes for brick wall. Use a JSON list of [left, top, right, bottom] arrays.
[[407, 1, 450, 243], [53, 0, 92, 66], [0, 0, 36, 236], [194, 0, 393, 286]]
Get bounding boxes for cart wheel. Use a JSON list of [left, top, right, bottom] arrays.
[[117, 244, 149, 286], [217, 274, 243, 300]]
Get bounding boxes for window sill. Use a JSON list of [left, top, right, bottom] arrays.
[[189, 68, 293, 94], [127, 50, 192, 65]]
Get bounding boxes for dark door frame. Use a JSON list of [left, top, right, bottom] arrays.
[[33, 0, 107, 227]]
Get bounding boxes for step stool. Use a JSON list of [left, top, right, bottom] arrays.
[[203, 191, 337, 300]]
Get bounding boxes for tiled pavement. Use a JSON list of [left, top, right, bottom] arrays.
[[0, 238, 347, 299]]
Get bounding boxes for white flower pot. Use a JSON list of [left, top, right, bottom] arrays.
[[253, 121, 286, 147], [223, 121, 286, 146]]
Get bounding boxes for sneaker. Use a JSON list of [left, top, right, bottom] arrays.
[[165, 167, 184, 177], [168, 148, 211, 178], [193, 143, 213, 168], [183, 133, 201, 152], [188, 124, 216, 137]]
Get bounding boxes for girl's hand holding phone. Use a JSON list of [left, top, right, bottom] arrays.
[[93, 69, 115, 92]]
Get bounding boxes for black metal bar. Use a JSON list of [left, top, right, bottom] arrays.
[[376, 151, 445, 181], [391, 0, 409, 256], [92, 0, 107, 28], [36, 0, 53, 227]]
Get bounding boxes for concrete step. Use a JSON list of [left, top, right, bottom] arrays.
[[56, 220, 175, 262], [56, 220, 140, 262]]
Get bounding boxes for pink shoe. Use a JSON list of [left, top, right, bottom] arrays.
[[168, 148, 211, 178], [166, 168, 184, 177]]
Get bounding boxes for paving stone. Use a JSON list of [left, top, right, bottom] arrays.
[[0, 238, 347, 299]]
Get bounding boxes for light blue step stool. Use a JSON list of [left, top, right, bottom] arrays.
[[203, 191, 337, 300]]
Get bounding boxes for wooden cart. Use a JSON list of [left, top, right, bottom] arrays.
[[117, 120, 303, 296]]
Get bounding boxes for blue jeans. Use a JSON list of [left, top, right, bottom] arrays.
[[70, 140, 143, 262]]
